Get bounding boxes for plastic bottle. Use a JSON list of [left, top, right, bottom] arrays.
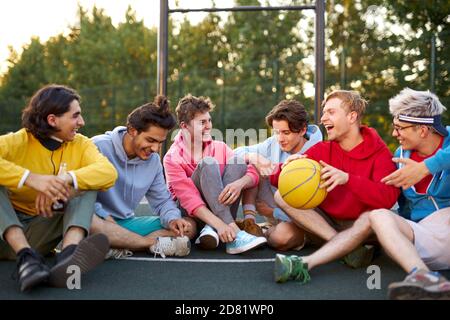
[[52, 162, 68, 212]]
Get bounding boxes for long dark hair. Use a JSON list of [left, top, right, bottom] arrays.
[[127, 95, 176, 132], [21, 84, 81, 139]]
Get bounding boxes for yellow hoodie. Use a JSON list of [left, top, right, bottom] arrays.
[[0, 128, 118, 216]]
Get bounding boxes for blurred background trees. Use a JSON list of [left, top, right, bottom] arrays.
[[0, 0, 448, 150]]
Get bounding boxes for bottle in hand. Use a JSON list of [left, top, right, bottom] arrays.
[[52, 162, 68, 213]]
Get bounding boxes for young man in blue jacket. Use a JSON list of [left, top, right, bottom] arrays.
[[234, 100, 322, 245], [90, 96, 196, 258], [274, 88, 450, 300]]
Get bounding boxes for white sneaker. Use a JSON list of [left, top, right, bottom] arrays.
[[195, 225, 219, 249], [149, 236, 191, 258], [105, 248, 133, 260]]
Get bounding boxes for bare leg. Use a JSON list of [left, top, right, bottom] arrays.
[[274, 191, 337, 241], [3, 226, 30, 253], [62, 226, 85, 249], [303, 212, 373, 269], [369, 209, 428, 272], [266, 222, 305, 251], [90, 215, 155, 250]]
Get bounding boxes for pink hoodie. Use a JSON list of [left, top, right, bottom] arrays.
[[163, 132, 259, 216]]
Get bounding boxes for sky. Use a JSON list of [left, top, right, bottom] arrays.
[[0, 0, 236, 75]]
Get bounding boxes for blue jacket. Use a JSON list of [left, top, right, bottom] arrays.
[[397, 126, 450, 222], [234, 125, 322, 221], [92, 126, 181, 228]]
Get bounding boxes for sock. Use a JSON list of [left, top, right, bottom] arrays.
[[243, 204, 256, 212], [243, 210, 256, 222], [409, 267, 419, 275]]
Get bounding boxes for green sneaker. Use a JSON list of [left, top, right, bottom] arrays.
[[274, 254, 311, 284], [342, 245, 375, 269]]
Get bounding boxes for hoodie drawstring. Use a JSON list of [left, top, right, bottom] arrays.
[[131, 164, 136, 204], [123, 159, 137, 204], [124, 158, 128, 201]]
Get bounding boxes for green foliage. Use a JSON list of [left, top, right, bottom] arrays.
[[0, 0, 448, 150], [0, 5, 157, 136]]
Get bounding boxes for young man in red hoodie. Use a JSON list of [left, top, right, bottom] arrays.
[[273, 88, 450, 300], [260, 90, 400, 257]]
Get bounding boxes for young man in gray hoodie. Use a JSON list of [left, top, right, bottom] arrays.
[[90, 96, 196, 258]]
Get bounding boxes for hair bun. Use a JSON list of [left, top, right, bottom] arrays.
[[154, 95, 169, 112]]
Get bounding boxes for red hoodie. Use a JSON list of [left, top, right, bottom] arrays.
[[270, 126, 400, 220]]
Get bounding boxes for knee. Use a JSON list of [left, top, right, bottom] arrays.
[[368, 209, 392, 228], [227, 156, 247, 174], [199, 157, 219, 167], [198, 157, 220, 174], [267, 224, 296, 251], [183, 217, 197, 240], [353, 212, 373, 232]]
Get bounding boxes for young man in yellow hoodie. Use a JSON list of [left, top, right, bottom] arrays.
[[0, 84, 117, 292]]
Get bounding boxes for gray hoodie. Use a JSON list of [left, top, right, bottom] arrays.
[[92, 126, 181, 228]]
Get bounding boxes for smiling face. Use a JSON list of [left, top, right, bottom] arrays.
[[272, 119, 307, 154], [126, 125, 168, 160], [183, 111, 212, 144], [391, 119, 421, 151], [49, 99, 85, 142], [321, 97, 357, 142]]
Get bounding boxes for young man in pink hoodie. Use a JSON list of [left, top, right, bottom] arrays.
[[256, 90, 400, 258], [163, 94, 267, 254]]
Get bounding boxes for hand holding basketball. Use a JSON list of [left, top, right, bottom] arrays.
[[319, 160, 349, 192], [281, 154, 307, 169]]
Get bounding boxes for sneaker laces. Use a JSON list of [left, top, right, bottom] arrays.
[[150, 237, 175, 259], [290, 256, 311, 284], [105, 249, 133, 260]]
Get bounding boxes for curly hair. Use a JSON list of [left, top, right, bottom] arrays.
[[175, 94, 215, 125], [21, 84, 81, 140]]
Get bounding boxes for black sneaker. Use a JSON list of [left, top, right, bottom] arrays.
[[49, 233, 110, 288], [15, 248, 50, 292]]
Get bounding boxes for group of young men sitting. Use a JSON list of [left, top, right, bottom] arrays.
[[0, 84, 448, 300]]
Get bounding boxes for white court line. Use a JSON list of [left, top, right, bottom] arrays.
[[121, 257, 275, 263]]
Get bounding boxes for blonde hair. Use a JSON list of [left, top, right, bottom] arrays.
[[323, 90, 367, 121], [389, 88, 446, 117]]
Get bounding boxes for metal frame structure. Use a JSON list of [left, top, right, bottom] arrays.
[[158, 0, 325, 124]]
